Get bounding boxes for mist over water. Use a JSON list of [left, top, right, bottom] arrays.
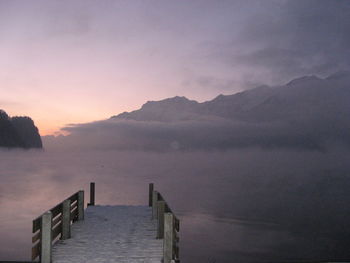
[[1, 1, 350, 262], [1, 147, 350, 262]]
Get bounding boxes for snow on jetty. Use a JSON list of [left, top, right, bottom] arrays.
[[31, 183, 180, 263], [53, 205, 163, 263]]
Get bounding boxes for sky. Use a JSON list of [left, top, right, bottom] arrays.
[[1, 0, 349, 135]]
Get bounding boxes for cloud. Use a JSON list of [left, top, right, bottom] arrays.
[[253, 1, 350, 74], [42, 115, 350, 152], [200, 0, 350, 86]]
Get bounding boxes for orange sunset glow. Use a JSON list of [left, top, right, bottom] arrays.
[[2, 1, 350, 263], [1, 1, 283, 136]]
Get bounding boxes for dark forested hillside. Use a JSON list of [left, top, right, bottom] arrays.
[[0, 110, 42, 149]]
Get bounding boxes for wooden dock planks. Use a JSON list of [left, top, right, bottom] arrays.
[[52, 205, 163, 263]]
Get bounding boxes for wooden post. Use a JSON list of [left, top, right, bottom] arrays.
[[61, 199, 71, 240], [157, 200, 166, 239], [78, 190, 84, 220], [41, 211, 52, 263], [163, 213, 174, 263], [148, 183, 154, 207], [152, 190, 158, 219], [89, 182, 95, 206]]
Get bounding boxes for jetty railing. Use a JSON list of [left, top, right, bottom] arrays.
[[149, 183, 180, 263], [30, 183, 177, 263], [31, 190, 84, 263]]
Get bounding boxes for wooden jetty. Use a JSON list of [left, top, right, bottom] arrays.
[[30, 183, 180, 263]]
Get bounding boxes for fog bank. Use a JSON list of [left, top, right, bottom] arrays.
[[1, 147, 350, 262]]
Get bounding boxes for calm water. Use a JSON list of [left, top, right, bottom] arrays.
[[1, 148, 350, 262]]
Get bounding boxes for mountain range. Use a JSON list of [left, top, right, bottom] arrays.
[[0, 110, 42, 149], [113, 71, 350, 124], [47, 71, 350, 151]]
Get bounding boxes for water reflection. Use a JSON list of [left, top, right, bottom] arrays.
[[179, 212, 341, 263], [1, 149, 350, 262]]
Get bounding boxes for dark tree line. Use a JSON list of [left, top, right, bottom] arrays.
[[0, 109, 42, 148]]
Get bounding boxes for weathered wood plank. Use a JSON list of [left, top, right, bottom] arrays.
[[174, 243, 179, 259], [41, 211, 52, 263], [70, 199, 77, 208], [33, 191, 80, 233], [52, 214, 62, 228], [31, 241, 40, 260], [52, 221, 62, 241], [157, 201, 166, 239], [68, 192, 79, 203], [174, 230, 179, 242], [174, 217, 180, 232], [32, 231, 40, 243], [32, 217, 41, 233], [78, 190, 84, 220], [165, 202, 171, 213], [152, 190, 159, 219], [71, 207, 78, 221], [148, 183, 154, 206], [163, 200, 180, 230], [50, 203, 62, 218], [164, 213, 174, 263], [158, 192, 164, 201], [88, 182, 95, 206], [70, 200, 78, 211], [61, 199, 71, 240]]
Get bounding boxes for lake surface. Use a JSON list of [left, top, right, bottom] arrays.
[[1, 148, 350, 262]]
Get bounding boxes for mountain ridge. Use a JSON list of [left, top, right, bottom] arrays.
[[47, 71, 350, 152], [111, 71, 350, 123]]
